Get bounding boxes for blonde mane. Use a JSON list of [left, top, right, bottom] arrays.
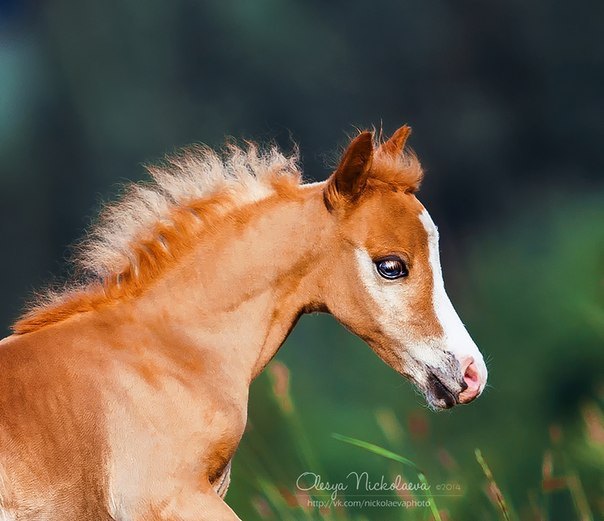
[[13, 142, 301, 334]]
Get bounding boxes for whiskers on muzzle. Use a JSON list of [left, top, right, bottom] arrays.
[[404, 350, 476, 410]]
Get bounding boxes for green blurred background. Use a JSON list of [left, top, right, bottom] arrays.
[[0, 2, 602, 520]]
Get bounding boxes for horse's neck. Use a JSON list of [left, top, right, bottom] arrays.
[[114, 183, 329, 382]]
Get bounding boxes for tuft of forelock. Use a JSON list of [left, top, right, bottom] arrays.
[[335, 128, 424, 194], [372, 136, 424, 194], [13, 142, 300, 334]]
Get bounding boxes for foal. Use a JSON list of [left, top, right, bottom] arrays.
[[0, 126, 487, 520]]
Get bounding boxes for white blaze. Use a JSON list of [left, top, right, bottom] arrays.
[[419, 209, 488, 390]]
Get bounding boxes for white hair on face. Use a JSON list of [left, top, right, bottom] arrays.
[[352, 210, 488, 391], [353, 247, 442, 381], [418, 209, 488, 389], [353, 248, 418, 340]]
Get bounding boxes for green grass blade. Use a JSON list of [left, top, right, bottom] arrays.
[[332, 433, 420, 469], [332, 433, 442, 521], [567, 473, 594, 521], [475, 449, 512, 521]]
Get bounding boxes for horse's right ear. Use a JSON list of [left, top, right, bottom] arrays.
[[324, 132, 374, 211]]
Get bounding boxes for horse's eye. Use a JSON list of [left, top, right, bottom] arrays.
[[375, 256, 409, 280]]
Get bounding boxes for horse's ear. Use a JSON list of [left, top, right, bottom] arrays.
[[324, 132, 374, 211], [378, 125, 412, 157]]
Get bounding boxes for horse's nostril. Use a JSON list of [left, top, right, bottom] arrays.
[[464, 360, 479, 384], [458, 358, 482, 404]]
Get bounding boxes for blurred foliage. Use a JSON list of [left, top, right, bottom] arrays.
[[0, 1, 603, 520]]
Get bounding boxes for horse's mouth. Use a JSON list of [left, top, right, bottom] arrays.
[[425, 372, 460, 409], [396, 352, 474, 410]]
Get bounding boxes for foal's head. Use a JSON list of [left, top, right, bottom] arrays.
[[321, 127, 487, 409]]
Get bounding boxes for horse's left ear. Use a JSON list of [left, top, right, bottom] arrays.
[[378, 125, 412, 157], [324, 131, 374, 211]]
